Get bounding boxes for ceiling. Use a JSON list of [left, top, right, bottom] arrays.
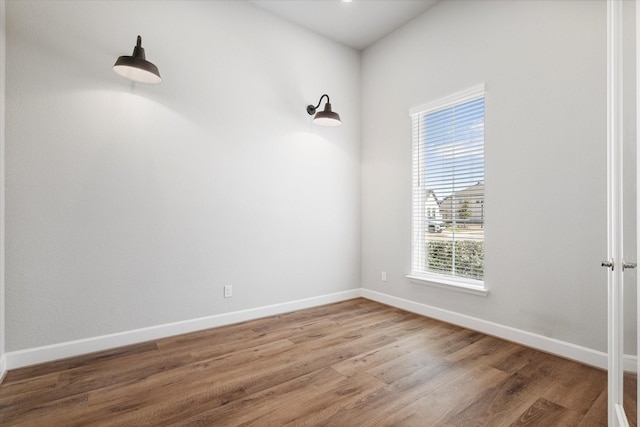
[[248, 0, 439, 51]]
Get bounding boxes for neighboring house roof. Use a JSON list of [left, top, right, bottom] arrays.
[[425, 189, 441, 206]]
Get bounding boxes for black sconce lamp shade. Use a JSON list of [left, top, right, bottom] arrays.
[[113, 36, 161, 84], [307, 94, 341, 126]]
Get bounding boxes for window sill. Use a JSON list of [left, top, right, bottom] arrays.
[[406, 274, 489, 297]]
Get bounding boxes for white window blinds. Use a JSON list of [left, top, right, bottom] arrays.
[[410, 86, 485, 285]]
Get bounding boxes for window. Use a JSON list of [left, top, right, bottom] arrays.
[[409, 85, 485, 293]]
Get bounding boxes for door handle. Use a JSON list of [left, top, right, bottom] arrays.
[[601, 260, 637, 271]]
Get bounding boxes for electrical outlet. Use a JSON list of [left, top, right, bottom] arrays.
[[381, 272, 387, 282], [224, 285, 232, 298]]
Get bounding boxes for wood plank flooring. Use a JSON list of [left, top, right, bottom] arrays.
[[0, 298, 632, 426]]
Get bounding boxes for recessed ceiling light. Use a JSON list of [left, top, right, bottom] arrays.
[[342, 0, 352, 3]]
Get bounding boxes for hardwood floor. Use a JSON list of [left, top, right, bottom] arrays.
[[0, 298, 631, 426]]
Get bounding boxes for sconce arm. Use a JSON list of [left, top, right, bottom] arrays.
[[307, 94, 331, 115]]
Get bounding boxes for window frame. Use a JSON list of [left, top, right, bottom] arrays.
[[407, 85, 488, 296]]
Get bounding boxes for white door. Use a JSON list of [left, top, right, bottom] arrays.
[[608, 1, 637, 426], [607, 0, 627, 425]]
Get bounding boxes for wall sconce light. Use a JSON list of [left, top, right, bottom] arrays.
[[113, 36, 162, 84], [307, 94, 342, 126]]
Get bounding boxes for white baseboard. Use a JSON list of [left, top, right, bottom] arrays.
[[5, 288, 634, 373], [0, 354, 6, 383], [5, 289, 361, 370], [361, 289, 623, 372], [624, 354, 637, 373]]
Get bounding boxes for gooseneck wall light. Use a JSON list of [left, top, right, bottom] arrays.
[[113, 36, 162, 84], [307, 94, 341, 126]]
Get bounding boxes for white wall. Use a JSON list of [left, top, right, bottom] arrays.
[[361, 0, 615, 352], [5, 0, 361, 351], [5, 0, 636, 366]]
